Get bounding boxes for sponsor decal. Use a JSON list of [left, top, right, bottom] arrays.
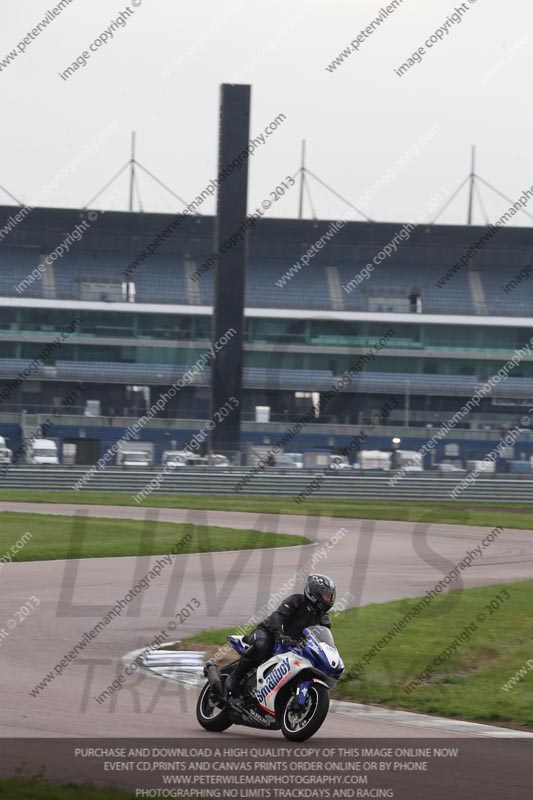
[[256, 657, 290, 703], [247, 708, 273, 726]]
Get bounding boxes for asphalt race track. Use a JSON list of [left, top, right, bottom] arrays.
[[2, 501, 533, 742]]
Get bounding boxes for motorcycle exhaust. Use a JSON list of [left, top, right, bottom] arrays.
[[203, 659, 224, 696]]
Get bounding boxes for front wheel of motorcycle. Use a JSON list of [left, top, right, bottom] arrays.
[[279, 683, 329, 741], [196, 679, 233, 732]]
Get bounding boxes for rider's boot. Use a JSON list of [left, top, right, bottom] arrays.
[[225, 658, 250, 698]]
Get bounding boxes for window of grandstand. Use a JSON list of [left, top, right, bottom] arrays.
[[0, 308, 17, 331], [409, 289, 422, 313], [295, 391, 320, 417], [423, 362, 439, 374], [79, 280, 125, 302], [251, 318, 306, 344], [137, 313, 193, 340], [368, 296, 410, 313]]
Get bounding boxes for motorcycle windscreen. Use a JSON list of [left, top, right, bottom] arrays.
[[303, 625, 335, 646]]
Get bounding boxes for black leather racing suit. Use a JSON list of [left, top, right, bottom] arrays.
[[228, 594, 331, 692]]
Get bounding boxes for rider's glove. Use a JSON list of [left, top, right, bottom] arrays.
[[277, 635, 293, 648]]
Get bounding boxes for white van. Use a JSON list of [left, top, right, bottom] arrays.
[[397, 450, 424, 471], [207, 453, 231, 468], [117, 449, 152, 467], [285, 453, 303, 469], [29, 439, 59, 465], [0, 447, 12, 465], [358, 450, 391, 470], [162, 450, 188, 468], [0, 436, 11, 464], [329, 455, 351, 470], [466, 459, 495, 474], [270, 453, 303, 469]]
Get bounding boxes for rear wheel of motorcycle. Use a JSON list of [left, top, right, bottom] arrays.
[[196, 680, 232, 732], [279, 683, 329, 741]]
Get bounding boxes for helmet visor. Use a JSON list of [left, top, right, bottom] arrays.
[[321, 590, 334, 604]]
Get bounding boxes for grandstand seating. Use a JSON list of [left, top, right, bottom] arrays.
[[3, 244, 533, 317], [54, 360, 190, 384], [243, 367, 335, 390], [133, 254, 188, 304], [0, 247, 42, 298], [53, 251, 189, 304], [2, 354, 533, 397], [54, 251, 118, 299], [197, 258, 332, 309], [0, 249, 482, 314], [247, 260, 332, 309], [3, 208, 533, 445], [480, 267, 533, 316], [336, 262, 475, 314], [0, 357, 334, 389], [50, 362, 335, 390]]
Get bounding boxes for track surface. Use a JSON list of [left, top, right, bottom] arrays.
[[1, 502, 533, 741]]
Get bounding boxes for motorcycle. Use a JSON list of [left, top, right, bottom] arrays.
[[196, 625, 344, 741]]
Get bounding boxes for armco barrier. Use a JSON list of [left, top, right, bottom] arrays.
[[0, 466, 532, 502]]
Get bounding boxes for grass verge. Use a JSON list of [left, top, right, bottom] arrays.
[[0, 779, 135, 799], [0, 512, 309, 562], [183, 580, 533, 730], [1, 492, 533, 530]]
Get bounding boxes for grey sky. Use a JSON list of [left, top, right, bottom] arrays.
[[1, 0, 532, 226]]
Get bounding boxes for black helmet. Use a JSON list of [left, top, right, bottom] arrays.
[[304, 574, 336, 613]]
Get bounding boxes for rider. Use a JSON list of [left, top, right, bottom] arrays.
[[225, 574, 336, 698]]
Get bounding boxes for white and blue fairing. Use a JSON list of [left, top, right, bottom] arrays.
[[299, 625, 345, 680]]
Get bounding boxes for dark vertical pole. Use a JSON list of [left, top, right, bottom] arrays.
[[209, 84, 251, 459]]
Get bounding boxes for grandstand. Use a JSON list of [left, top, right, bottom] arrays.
[[1, 203, 533, 466]]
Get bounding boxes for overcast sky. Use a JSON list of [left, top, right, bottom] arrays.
[[2, 0, 532, 226]]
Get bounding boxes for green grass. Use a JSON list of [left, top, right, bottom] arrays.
[[0, 512, 309, 562], [0, 778, 136, 799], [334, 580, 533, 729], [185, 581, 533, 730], [2, 492, 533, 530]]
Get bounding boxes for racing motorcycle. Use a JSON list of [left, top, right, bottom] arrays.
[[196, 625, 344, 741]]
